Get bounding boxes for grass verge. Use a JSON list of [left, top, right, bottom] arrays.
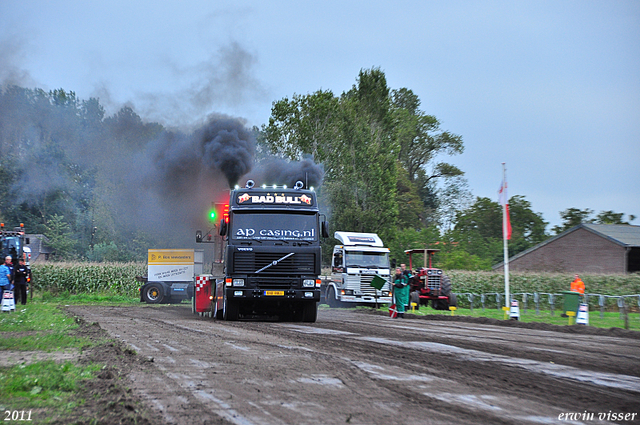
[[0, 294, 154, 424], [406, 305, 640, 331]]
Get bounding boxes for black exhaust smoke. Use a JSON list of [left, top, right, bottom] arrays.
[[244, 157, 324, 189], [197, 117, 255, 188]]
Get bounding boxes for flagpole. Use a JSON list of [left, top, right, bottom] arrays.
[[502, 162, 510, 311]]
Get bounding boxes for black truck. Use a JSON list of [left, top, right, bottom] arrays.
[[200, 180, 328, 322]]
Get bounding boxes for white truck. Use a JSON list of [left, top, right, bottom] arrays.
[[323, 231, 392, 307]]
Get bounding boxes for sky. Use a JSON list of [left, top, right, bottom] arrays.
[[1, 0, 639, 230]]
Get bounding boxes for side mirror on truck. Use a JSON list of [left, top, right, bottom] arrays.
[[195, 230, 203, 243], [321, 221, 329, 238], [219, 219, 227, 236]]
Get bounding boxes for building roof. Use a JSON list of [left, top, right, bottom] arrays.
[[493, 223, 640, 269], [581, 223, 640, 247]]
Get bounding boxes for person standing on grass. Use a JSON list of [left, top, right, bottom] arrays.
[[393, 267, 410, 318], [13, 258, 30, 305], [0, 256, 12, 301]]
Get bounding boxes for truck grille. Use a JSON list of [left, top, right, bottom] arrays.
[[233, 252, 316, 275], [344, 275, 386, 295]]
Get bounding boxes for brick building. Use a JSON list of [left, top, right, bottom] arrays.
[[494, 224, 640, 274]]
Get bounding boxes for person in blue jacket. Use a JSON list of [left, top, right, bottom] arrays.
[[0, 256, 13, 301]]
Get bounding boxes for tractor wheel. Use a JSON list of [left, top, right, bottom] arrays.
[[223, 294, 239, 321], [142, 284, 164, 304], [410, 291, 420, 310], [432, 299, 449, 310], [441, 274, 452, 297], [448, 293, 458, 308]]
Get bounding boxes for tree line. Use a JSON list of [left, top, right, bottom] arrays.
[[0, 69, 634, 268]]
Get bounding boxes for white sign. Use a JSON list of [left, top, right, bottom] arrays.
[[148, 265, 194, 282]]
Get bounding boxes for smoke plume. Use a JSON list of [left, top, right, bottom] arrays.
[[244, 157, 324, 189]]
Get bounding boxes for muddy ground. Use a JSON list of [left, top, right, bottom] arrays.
[[62, 305, 640, 425]]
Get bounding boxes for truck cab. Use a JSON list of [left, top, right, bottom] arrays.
[[326, 232, 392, 307], [204, 180, 328, 322]]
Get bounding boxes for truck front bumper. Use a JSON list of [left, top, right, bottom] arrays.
[[339, 295, 392, 303], [226, 288, 321, 302]]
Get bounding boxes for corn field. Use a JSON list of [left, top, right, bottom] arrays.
[[31, 262, 146, 298], [448, 271, 640, 311]]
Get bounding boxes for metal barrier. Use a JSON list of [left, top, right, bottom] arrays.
[[450, 291, 640, 322]]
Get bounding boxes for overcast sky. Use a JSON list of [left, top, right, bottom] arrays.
[[1, 0, 638, 230]]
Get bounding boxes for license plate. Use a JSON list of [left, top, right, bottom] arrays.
[[264, 291, 284, 296]]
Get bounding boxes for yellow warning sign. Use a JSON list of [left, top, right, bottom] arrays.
[[148, 249, 194, 265]]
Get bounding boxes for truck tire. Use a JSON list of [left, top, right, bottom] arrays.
[[214, 299, 224, 319], [142, 284, 164, 304], [223, 295, 239, 321], [327, 286, 341, 308], [301, 301, 318, 322]]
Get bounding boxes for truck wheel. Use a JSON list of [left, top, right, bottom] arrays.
[[214, 298, 224, 319], [142, 284, 164, 304], [223, 295, 239, 321], [301, 301, 318, 322], [327, 286, 340, 308]]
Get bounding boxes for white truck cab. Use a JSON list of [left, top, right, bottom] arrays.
[[326, 232, 392, 307]]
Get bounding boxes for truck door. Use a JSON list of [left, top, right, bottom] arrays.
[[332, 249, 344, 274]]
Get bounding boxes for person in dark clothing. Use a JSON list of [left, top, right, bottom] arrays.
[[13, 258, 30, 305]]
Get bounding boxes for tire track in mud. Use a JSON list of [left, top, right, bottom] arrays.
[[68, 305, 640, 425]]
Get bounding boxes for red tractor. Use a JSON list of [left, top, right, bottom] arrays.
[[405, 249, 457, 310]]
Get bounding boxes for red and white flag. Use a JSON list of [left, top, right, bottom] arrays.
[[498, 179, 512, 240]]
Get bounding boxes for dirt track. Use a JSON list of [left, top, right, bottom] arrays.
[[67, 305, 640, 425]]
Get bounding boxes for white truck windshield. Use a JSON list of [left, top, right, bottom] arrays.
[[345, 251, 389, 269]]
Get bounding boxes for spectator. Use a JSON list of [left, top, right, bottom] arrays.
[[570, 274, 585, 295], [393, 267, 410, 318], [0, 256, 12, 301], [13, 258, 30, 305]]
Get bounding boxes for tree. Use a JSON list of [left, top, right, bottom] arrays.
[[552, 208, 595, 234], [260, 69, 464, 246], [260, 68, 399, 243], [449, 196, 548, 264], [595, 210, 636, 225], [44, 214, 76, 260], [391, 88, 464, 218]]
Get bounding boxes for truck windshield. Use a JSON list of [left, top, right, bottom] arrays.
[[345, 251, 389, 269], [231, 213, 318, 242]]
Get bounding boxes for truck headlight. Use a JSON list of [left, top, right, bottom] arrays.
[[232, 278, 245, 287], [302, 279, 315, 288]]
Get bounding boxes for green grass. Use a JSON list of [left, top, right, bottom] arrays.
[[372, 304, 640, 331], [0, 298, 114, 421], [0, 303, 79, 333], [0, 361, 102, 408], [39, 290, 140, 305]]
